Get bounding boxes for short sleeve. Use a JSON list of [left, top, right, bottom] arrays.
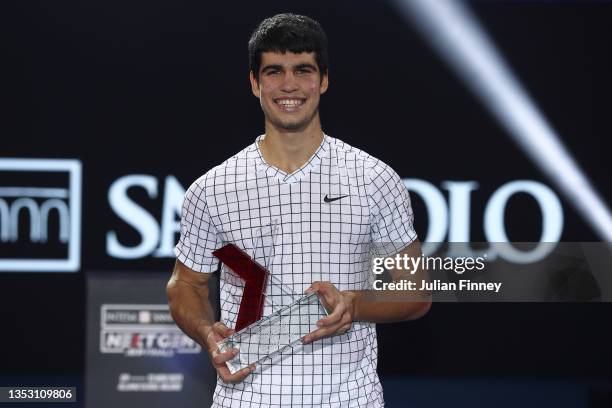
[[367, 161, 418, 257], [174, 179, 223, 273]]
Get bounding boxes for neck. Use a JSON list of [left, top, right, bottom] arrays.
[[259, 118, 324, 174]]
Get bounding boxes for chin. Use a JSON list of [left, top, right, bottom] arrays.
[[271, 118, 309, 132], [282, 122, 308, 132]]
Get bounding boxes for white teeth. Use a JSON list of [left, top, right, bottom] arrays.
[[277, 99, 303, 106]]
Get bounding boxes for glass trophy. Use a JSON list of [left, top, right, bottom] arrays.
[[217, 292, 328, 374], [213, 222, 328, 374]]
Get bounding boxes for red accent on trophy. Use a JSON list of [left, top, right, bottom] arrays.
[[213, 243, 269, 331]]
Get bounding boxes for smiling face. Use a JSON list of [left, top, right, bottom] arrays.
[[250, 51, 328, 133]]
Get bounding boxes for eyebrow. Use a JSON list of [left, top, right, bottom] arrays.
[[261, 63, 318, 73], [295, 63, 318, 71]]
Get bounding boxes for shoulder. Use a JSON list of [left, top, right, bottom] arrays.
[[325, 135, 397, 183], [185, 140, 259, 202]]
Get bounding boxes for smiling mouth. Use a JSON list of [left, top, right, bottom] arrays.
[[275, 98, 305, 112]]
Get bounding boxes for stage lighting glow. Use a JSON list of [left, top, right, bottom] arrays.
[[393, 0, 612, 241]]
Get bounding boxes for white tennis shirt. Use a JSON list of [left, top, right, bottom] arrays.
[[175, 134, 417, 407]]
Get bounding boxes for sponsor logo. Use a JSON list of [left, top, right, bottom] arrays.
[[106, 175, 184, 259], [406, 179, 563, 262], [104, 175, 563, 263], [323, 194, 348, 203], [100, 304, 200, 357], [117, 372, 183, 392], [0, 158, 82, 272]]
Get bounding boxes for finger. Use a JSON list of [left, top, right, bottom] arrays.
[[305, 281, 321, 294], [303, 325, 337, 344], [317, 312, 343, 328], [317, 301, 345, 327], [220, 364, 256, 384], [312, 284, 339, 312], [206, 331, 232, 358], [212, 322, 234, 338], [212, 348, 239, 366], [339, 323, 351, 333], [320, 288, 340, 310], [206, 331, 220, 352], [305, 312, 354, 343]]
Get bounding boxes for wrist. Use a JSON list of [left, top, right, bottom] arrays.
[[194, 319, 212, 345], [341, 291, 359, 322]]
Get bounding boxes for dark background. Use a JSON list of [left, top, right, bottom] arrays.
[[1, 0, 611, 406]]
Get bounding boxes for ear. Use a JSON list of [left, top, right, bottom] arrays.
[[320, 70, 329, 95], [249, 71, 260, 98]]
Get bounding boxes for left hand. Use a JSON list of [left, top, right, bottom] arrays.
[[302, 281, 356, 344]]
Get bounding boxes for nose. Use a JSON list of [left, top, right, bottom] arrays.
[[280, 71, 299, 93]]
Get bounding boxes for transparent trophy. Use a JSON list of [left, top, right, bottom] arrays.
[[213, 221, 328, 374], [217, 291, 327, 374]]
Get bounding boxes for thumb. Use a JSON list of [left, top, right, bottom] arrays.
[[306, 281, 322, 294]]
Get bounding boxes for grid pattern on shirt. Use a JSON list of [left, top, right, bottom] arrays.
[[175, 135, 417, 408]]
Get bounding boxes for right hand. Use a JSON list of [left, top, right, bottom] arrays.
[[200, 321, 255, 383]]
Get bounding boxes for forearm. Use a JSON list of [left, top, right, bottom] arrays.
[[347, 289, 431, 323], [347, 239, 431, 323], [167, 277, 216, 346]]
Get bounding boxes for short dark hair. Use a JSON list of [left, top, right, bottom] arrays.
[[248, 13, 329, 81]]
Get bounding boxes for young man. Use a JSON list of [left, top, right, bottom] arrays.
[[168, 13, 430, 407]]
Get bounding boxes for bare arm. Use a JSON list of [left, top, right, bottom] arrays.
[[304, 239, 431, 343], [166, 260, 254, 382], [167, 260, 215, 342], [352, 239, 431, 322]]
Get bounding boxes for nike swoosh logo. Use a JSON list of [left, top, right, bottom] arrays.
[[324, 194, 348, 203]]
